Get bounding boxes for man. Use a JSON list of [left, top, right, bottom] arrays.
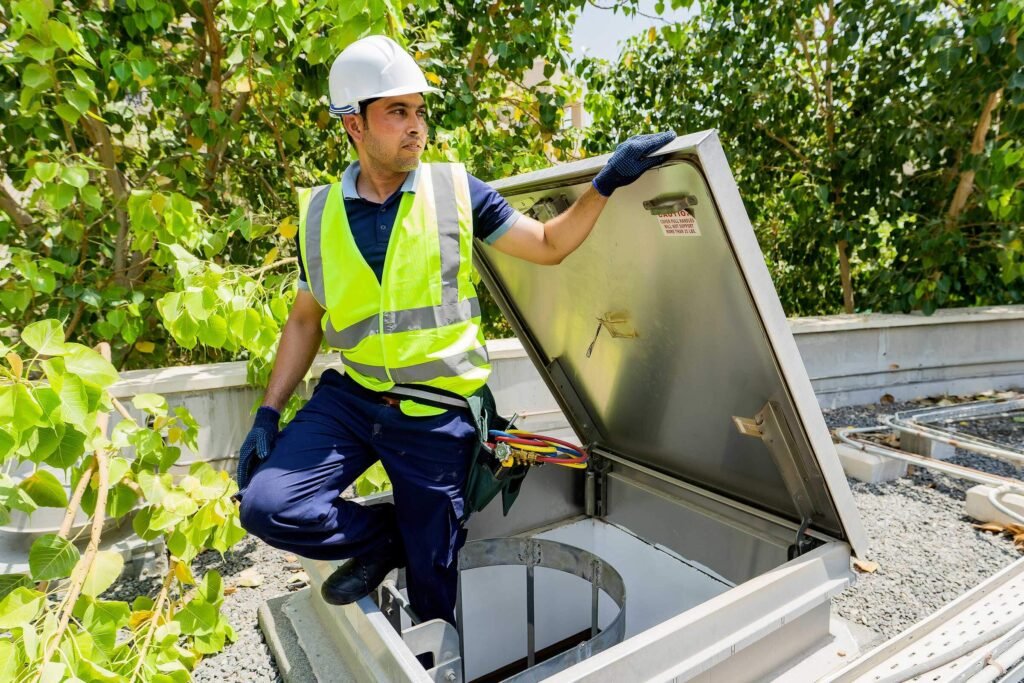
[[236, 34, 673, 626]]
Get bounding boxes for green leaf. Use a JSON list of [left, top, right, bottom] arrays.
[[47, 18, 77, 50], [19, 469, 69, 507], [0, 573, 32, 601], [72, 595, 130, 653], [14, 0, 51, 30], [29, 533, 80, 581], [0, 639, 16, 683], [33, 161, 60, 183], [0, 586, 45, 628], [132, 393, 168, 415], [22, 63, 52, 90], [22, 319, 67, 354], [55, 102, 82, 123], [80, 550, 124, 597], [60, 373, 90, 429], [22, 426, 59, 463], [38, 662, 67, 683], [44, 426, 86, 468], [0, 383, 44, 435], [132, 506, 164, 541], [174, 596, 218, 635], [106, 482, 139, 518], [80, 184, 102, 209], [63, 343, 119, 387], [61, 165, 90, 188]]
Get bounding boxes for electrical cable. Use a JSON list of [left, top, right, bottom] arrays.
[[488, 429, 589, 469]]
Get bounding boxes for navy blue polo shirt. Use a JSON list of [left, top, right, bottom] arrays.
[[297, 162, 520, 287]]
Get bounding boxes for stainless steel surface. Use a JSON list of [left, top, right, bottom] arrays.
[[542, 541, 853, 682], [478, 130, 866, 557], [465, 461, 583, 542], [457, 537, 627, 682], [526, 563, 536, 667], [382, 579, 420, 626], [402, 620, 463, 683], [603, 458, 793, 584]]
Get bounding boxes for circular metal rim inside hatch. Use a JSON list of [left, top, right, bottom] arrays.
[[456, 537, 627, 682]]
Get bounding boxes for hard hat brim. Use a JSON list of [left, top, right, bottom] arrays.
[[330, 84, 442, 118]]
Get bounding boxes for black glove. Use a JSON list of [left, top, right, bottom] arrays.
[[592, 130, 677, 197], [235, 406, 280, 492]]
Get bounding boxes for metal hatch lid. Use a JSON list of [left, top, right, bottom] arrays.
[[476, 130, 867, 558]]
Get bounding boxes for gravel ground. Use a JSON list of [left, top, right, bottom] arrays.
[[824, 397, 1022, 640], [102, 396, 1024, 680]]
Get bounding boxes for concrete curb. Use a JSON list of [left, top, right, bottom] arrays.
[[258, 588, 358, 683]]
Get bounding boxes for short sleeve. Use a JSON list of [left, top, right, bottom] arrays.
[[468, 174, 521, 244]]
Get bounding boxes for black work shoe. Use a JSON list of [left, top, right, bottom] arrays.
[[321, 546, 404, 605]]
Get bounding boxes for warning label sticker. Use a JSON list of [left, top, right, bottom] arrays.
[[657, 209, 700, 237]]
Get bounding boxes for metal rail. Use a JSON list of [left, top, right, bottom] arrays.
[[456, 537, 627, 683], [834, 426, 1023, 489], [883, 398, 1024, 466]]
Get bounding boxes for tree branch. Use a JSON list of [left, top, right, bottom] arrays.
[[945, 89, 1002, 225], [206, 91, 251, 189], [753, 120, 809, 164], [246, 256, 296, 277], [0, 177, 34, 230], [36, 343, 113, 683], [80, 113, 131, 285]]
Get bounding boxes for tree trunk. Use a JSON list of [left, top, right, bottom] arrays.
[[837, 239, 854, 313]]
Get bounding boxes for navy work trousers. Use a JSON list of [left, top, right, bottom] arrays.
[[238, 369, 476, 624]]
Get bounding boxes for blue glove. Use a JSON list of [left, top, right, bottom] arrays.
[[592, 130, 677, 197], [235, 406, 280, 492]]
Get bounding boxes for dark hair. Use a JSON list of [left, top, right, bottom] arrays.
[[343, 97, 381, 147]]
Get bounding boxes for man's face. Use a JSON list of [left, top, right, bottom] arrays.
[[346, 94, 428, 172]]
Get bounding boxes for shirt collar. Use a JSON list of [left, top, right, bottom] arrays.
[[341, 161, 421, 200]]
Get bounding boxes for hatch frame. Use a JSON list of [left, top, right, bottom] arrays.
[[475, 130, 867, 558]]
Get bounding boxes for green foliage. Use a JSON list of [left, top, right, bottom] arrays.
[[584, 0, 1024, 315], [0, 0, 597, 370], [0, 319, 245, 681]]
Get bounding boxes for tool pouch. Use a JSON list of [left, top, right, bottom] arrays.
[[463, 385, 530, 520]]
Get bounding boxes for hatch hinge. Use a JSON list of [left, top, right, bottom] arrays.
[[585, 450, 610, 518], [733, 401, 820, 558]]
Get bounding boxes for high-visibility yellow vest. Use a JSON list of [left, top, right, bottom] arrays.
[[297, 163, 491, 408]]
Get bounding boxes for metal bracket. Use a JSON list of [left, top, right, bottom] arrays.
[[733, 401, 818, 557], [643, 192, 698, 216], [529, 194, 571, 221], [402, 619, 463, 683]]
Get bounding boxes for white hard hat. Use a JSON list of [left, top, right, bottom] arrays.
[[328, 35, 440, 117]]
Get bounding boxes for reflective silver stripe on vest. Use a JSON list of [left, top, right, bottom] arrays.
[[431, 164, 461, 307], [342, 346, 490, 384], [305, 184, 331, 306], [326, 297, 481, 349]]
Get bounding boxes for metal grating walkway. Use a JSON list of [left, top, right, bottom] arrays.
[[825, 558, 1024, 683]]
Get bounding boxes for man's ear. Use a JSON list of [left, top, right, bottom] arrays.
[[343, 113, 364, 142]]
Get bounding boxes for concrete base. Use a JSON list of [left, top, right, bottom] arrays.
[[899, 431, 955, 460], [966, 484, 1024, 526], [834, 443, 908, 484], [258, 588, 358, 683]]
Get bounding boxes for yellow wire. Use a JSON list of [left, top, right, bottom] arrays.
[[505, 442, 557, 454]]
